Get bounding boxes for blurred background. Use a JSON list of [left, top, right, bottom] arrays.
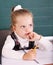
[[0, 0, 53, 36]]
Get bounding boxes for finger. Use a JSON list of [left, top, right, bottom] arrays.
[[29, 32, 34, 39]]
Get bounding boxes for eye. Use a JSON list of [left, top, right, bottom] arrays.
[[20, 25, 26, 28], [29, 24, 33, 27]]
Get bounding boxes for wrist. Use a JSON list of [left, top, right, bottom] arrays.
[[38, 35, 42, 41]]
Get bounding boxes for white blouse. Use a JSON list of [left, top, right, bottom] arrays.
[[2, 32, 52, 60]]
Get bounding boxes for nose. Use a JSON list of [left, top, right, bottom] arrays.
[[25, 27, 31, 33]]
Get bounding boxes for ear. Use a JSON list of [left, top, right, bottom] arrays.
[[12, 25, 16, 31]]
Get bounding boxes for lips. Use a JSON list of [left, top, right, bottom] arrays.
[[25, 33, 30, 35], [25, 33, 32, 39]]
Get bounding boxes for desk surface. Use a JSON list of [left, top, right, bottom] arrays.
[[2, 49, 53, 65], [45, 64, 53, 65]]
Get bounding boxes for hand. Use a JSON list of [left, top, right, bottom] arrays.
[[23, 49, 36, 60], [26, 32, 41, 41]]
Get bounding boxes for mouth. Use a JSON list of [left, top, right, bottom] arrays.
[[25, 33, 32, 39], [25, 33, 30, 36]]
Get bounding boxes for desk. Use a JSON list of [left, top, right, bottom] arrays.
[[2, 49, 53, 65], [45, 64, 53, 65]]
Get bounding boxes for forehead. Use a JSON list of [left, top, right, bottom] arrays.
[[16, 15, 33, 24]]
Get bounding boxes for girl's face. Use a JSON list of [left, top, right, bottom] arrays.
[[14, 15, 33, 39]]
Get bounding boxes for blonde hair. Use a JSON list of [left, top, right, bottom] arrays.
[[11, 8, 33, 31]]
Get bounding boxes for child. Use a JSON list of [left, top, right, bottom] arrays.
[[2, 5, 52, 60]]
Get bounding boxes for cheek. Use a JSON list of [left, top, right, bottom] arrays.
[[30, 27, 33, 32], [17, 29, 25, 35], [18, 30, 26, 38]]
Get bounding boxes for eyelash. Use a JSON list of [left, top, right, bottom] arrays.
[[22, 26, 25, 28], [21, 26, 26, 28]]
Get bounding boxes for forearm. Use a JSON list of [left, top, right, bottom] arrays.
[[2, 48, 24, 60], [37, 36, 52, 51]]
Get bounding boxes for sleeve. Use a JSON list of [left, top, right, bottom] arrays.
[[35, 36, 52, 51], [2, 35, 24, 60]]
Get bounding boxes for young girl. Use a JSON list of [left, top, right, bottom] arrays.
[[2, 5, 52, 60]]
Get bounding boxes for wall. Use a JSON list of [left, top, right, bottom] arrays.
[[0, 0, 53, 36]]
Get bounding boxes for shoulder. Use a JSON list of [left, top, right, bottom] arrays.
[[4, 35, 15, 47], [6, 35, 14, 42]]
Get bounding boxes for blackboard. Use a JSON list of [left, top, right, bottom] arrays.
[[0, 0, 53, 36]]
